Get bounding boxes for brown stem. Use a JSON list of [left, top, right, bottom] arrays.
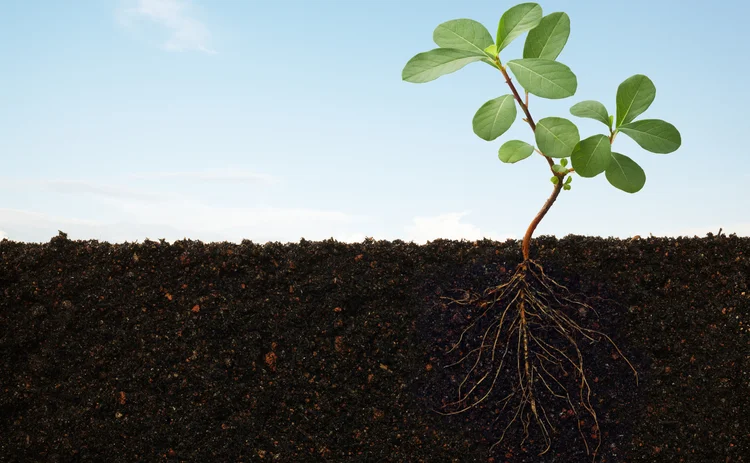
[[498, 64, 537, 130], [496, 60, 563, 260], [498, 63, 553, 171], [522, 180, 563, 261]]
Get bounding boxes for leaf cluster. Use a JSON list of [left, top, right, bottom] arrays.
[[402, 2, 681, 194]]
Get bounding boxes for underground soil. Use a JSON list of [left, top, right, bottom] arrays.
[[0, 231, 747, 462]]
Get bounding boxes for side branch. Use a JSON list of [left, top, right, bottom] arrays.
[[522, 181, 563, 261]]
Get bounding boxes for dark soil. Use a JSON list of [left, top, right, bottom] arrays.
[[0, 231, 747, 462]]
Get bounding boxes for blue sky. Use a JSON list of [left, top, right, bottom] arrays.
[[1, 0, 748, 244]]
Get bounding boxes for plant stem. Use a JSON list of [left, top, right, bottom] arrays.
[[522, 181, 563, 261], [498, 64, 537, 130], [496, 60, 563, 261]]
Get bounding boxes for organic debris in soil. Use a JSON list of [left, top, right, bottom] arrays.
[[0, 231, 747, 462]]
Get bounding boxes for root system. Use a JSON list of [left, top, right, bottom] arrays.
[[436, 259, 638, 460]]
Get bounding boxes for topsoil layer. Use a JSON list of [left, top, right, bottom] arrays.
[[0, 231, 748, 462]]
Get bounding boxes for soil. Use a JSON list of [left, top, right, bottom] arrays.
[[0, 231, 747, 462]]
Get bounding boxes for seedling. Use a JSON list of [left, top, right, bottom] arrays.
[[402, 3, 680, 460]]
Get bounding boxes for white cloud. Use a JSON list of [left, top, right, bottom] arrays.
[[0, 177, 180, 202], [0, 199, 372, 244], [2, 170, 280, 203], [115, 199, 371, 241], [0, 229, 7, 240], [129, 168, 281, 185], [0, 171, 375, 244], [0, 209, 111, 243], [404, 211, 515, 244], [0, 208, 223, 244], [120, 0, 215, 53], [45, 179, 169, 201], [0, 206, 518, 245]]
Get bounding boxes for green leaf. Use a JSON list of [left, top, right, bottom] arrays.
[[552, 163, 567, 174], [402, 48, 487, 83], [472, 95, 517, 141], [433, 19, 494, 56], [535, 117, 580, 158], [563, 184, 571, 190], [570, 100, 610, 126], [551, 176, 559, 184], [564, 175, 572, 184], [605, 152, 646, 193], [560, 158, 568, 167], [507, 59, 577, 99], [618, 119, 681, 153], [497, 3, 543, 51], [608, 115, 614, 128], [523, 12, 570, 60], [484, 44, 498, 56], [616, 74, 656, 127], [571, 134, 612, 177], [498, 140, 535, 163]]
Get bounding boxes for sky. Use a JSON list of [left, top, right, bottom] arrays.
[[1, 0, 749, 245]]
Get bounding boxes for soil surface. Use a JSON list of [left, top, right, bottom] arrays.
[[1, 231, 748, 462]]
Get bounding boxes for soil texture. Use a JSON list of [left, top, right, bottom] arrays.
[[0, 231, 748, 462]]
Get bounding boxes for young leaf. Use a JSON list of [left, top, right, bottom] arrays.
[[563, 184, 571, 190], [497, 3, 543, 52], [618, 119, 681, 153], [560, 158, 568, 167], [473, 95, 517, 141], [403, 48, 487, 83], [507, 59, 577, 99], [570, 100, 610, 126], [616, 74, 656, 127], [571, 134, 612, 177], [484, 44, 498, 56], [498, 140, 535, 163], [551, 176, 559, 184], [523, 12, 570, 60], [605, 152, 646, 193], [608, 115, 614, 128], [564, 175, 572, 184], [552, 163, 567, 174], [535, 117, 580, 158], [433, 19, 494, 56]]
